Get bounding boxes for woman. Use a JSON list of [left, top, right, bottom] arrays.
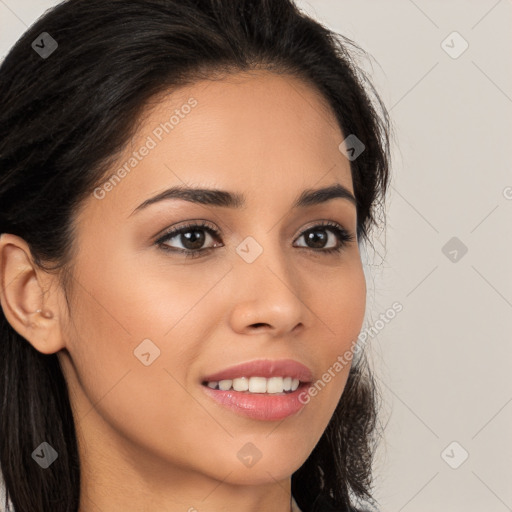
[[0, 0, 391, 511]]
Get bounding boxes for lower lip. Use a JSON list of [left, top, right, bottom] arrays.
[[201, 383, 310, 421]]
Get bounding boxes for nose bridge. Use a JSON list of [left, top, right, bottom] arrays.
[[228, 230, 308, 333], [236, 228, 295, 291]]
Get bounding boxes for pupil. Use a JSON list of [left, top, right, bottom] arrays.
[[307, 229, 327, 248], [182, 230, 205, 249]]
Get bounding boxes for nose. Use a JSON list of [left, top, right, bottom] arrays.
[[227, 242, 311, 337]]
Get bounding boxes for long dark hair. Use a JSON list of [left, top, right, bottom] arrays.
[[0, 1, 391, 511]]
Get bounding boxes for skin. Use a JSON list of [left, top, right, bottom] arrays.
[[0, 70, 367, 512]]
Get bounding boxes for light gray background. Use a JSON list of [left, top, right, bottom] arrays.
[[1, 1, 511, 511]]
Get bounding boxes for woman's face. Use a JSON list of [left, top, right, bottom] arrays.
[[56, 70, 367, 502]]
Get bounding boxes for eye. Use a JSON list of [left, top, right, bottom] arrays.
[[156, 221, 223, 259], [155, 220, 355, 259], [293, 221, 355, 254]]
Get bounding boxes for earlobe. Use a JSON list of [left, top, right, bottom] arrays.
[[0, 233, 64, 355]]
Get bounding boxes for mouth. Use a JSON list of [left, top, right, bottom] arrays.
[[200, 359, 314, 421]]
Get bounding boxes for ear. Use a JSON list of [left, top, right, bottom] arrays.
[[0, 233, 66, 355]]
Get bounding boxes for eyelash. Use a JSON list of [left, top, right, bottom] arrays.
[[155, 220, 356, 259]]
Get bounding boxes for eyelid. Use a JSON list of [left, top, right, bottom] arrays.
[[293, 219, 353, 240], [154, 219, 220, 243]]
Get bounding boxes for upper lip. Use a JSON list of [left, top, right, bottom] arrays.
[[202, 358, 314, 383]]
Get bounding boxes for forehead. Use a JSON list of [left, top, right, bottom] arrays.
[[85, 70, 354, 220], [140, 69, 346, 154]]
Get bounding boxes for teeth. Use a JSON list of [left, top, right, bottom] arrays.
[[205, 376, 301, 393], [249, 376, 267, 393], [266, 377, 284, 393], [233, 377, 249, 391], [218, 379, 232, 391]]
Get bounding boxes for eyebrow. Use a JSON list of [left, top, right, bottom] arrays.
[[129, 183, 356, 216]]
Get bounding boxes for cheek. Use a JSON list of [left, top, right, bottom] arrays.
[[62, 245, 232, 415], [62, 256, 221, 468], [68, 237, 230, 342], [310, 257, 367, 348], [310, 260, 366, 387]]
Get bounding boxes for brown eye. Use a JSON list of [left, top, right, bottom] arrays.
[[156, 222, 223, 258], [294, 222, 355, 254]]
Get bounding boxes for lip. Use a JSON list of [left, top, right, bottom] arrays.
[[201, 383, 311, 421], [200, 358, 314, 421], [201, 358, 314, 383]]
